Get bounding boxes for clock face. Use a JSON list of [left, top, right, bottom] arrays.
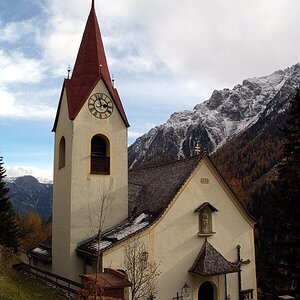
[[88, 93, 113, 119]]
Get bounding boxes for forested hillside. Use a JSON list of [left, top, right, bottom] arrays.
[[212, 104, 286, 206], [214, 90, 299, 298]]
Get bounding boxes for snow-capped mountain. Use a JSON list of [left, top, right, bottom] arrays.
[[6, 176, 53, 220], [129, 64, 300, 168]]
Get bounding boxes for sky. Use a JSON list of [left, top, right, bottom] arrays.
[[0, 0, 299, 182]]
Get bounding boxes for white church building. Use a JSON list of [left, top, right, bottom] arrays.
[[30, 1, 257, 299]]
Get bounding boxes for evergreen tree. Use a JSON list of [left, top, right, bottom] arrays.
[[0, 156, 19, 251], [267, 89, 300, 297]]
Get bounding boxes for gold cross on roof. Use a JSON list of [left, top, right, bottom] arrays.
[[194, 143, 201, 155]]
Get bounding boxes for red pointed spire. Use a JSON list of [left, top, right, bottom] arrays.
[[62, 0, 129, 127]]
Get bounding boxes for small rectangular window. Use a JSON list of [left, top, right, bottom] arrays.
[[200, 178, 209, 184]]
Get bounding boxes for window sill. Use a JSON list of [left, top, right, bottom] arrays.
[[198, 231, 215, 237], [90, 171, 110, 175]]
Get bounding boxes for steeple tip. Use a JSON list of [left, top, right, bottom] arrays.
[[91, 0, 95, 9]]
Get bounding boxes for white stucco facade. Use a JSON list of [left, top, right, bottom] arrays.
[[52, 79, 128, 280], [101, 158, 257, 300]]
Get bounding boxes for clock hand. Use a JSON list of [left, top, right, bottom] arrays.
[[99, 100, 108, 108]]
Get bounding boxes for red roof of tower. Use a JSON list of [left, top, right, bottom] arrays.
[[53, 1, 129, 131]]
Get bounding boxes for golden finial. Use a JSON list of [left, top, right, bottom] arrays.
[[194, 141, 201, 155]]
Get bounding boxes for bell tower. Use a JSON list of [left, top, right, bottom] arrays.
[[51, 0, 129, 281]]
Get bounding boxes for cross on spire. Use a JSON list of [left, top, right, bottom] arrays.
[[194, 142, 201, 155]]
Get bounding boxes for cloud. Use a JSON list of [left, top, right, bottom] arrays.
[[46, 0, 300, 91], [0, 49, 46, 84], [110, 55, 157, 74], [127, 121, 161, 145], [128, 131, 142, 139], [6, 165, 53, 183], [0, 88, 55, 119], [36, 0, 87, 75], [112, 0, 299, 90], [108, 1, 299, 88], [0, 19, 37, 43], [2, 0, 298, 93]]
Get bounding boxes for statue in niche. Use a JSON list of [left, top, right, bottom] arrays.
[[182, 282, 191, 300], [201, 211, 209, 232]]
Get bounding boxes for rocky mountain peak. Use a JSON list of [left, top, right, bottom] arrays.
[[129, 63, 300, 169]]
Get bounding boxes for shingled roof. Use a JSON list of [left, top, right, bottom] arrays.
[[77, 155, 203, 256], [29, 237, 52, 263], [194, 202, 219, 213], [77, 213, 156, 257], [189, 241, 239, 276], [33, 154, 255, 261], [128, 155, 203, 218]]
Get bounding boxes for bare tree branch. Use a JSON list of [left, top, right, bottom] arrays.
[[121, 238, 160, 300], [84, 179, 115, 299]]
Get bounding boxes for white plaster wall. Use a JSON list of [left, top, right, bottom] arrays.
[[151, 159, 256, 300], [102, 233, 151, 268], [103, 232, 152, 300], [52, 80, 128, 281], [103, 159, 257, 300], [70, 79, 128, 244], [52, 87, 73, 279]]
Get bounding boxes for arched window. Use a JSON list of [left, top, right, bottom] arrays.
[[59, 136, 66, 169], [90, 135, 110, 174]]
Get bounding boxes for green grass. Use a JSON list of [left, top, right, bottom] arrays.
[[0, 269, 67, 300]]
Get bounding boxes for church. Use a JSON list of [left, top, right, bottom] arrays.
[[29, 1, 257, 299]]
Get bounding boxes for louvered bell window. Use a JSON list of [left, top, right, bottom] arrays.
[[90, 135, 110, 174]]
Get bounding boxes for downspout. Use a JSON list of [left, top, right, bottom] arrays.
[[237, 245, 242, 300], [225, 274, 228, 300]]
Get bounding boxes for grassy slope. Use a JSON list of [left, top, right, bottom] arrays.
[[0, 270, 66, 300]]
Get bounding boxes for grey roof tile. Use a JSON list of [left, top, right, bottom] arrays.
[[189, 241, 239, 276]]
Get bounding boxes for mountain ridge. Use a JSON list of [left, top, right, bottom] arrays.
[[129, 63, 300, 168], [5, 175, 53, 220]]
